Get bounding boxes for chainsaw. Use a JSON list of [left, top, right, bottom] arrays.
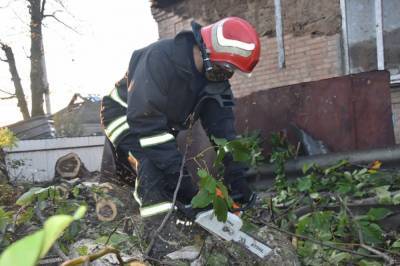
[[176, 193, 272, 259]]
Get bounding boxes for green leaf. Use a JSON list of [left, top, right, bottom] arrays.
[[214, 148, 226, 167], [297, 177, 312, 192], [228, 140, 251, 163], [95, 234, 130, 248], [0, 206, 86, 266], [16, 187, 45, 206], [0, 208, 13, 232], [197, 169, 209, 179], [343, 171, 352, 179], [191, 189, 212, 208], [359, 221, 384, 245], [309, 192, 320, 199], [197, 170, 217, 195], [392, 193, 400, 205], [336, 181, 353, 194], [76, 245, 88, 256], [391, 239, 400, 248], [213, 195, 228, 222], [358, 260, 384, 266], [366, 208, 392, 221], [374, 186, 392, 204], [15, 186, 58, 206], [296, 213, 312, 235], [329, 252, 351, 264], [72, 186, 80, 198], [40, 206, 87, 257], [73, 206, 87, 220], [216, 182, 234, 208], [212, 136, 228, 146], [0, 230, 44, 266], [302, 163, 313, 174], [205, 180, 217, 194], [324, 160, 348, 175]]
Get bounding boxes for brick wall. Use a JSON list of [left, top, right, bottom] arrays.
[[152, 4, 400, 144], [230, 34, 343, 97], [152, 11, 343, 97]]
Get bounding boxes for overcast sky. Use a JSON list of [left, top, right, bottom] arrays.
[[0, 0, 159, 126]]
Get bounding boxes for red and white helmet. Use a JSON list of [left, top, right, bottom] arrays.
[[200, 17, 261, 73]]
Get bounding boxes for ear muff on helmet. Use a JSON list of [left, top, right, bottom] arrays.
[[191, 21, 213, 72]]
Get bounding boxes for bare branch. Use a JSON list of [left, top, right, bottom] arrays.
[[43, 14, 80, 34], [40, 0, 46, 17], [60, 247, 124, 266], [53, 0, 65, 9], [0, 89, 15, 96], [0, 95, 16, 100]]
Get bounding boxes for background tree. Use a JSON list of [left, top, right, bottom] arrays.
[[0, 42, 30, 120], [29, 0, 50, 117], [0, 0, 77, 120]]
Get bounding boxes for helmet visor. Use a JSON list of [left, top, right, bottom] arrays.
[[205, 61, 235, 82]]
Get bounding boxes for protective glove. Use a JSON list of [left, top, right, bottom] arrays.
[[164, 170, 198, 205], [222, 154, 254, 203], [229, 178, 254, 203]]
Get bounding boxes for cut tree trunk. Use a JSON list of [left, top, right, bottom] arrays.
[[55, 152, 89, 179], [0, 43, 30, 120]]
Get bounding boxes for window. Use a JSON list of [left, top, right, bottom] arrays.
[[341, 0, 400, 84]]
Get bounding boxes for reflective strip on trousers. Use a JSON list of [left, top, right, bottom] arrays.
[[139, 132, 175, 148], [105, 116, 129, 144], [133, 173, 142, 206], [110, 87, 127, 108], [139, 202, 175, 218]]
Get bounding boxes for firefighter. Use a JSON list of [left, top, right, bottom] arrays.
[[101, 17, 260, 223]]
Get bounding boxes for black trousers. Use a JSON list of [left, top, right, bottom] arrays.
[[116, 134, 173, 217]]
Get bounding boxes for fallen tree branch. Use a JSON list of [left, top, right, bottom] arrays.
[[290, 191, 400, 218], [338, 195, 395, 265], [34, 203, 69, 261], [124, 255, 178, 266], [265, 223, 381, 260], [60, 246, 124, 266], [360, 244, 395, 265]]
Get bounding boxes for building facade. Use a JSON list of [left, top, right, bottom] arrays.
[[150, 0, 400, 141]]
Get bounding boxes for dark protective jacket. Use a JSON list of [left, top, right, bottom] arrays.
[[101, 31, 240, 177]]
